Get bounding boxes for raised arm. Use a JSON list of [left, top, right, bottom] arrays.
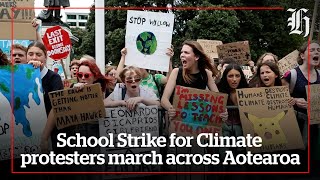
[[116, 48, 127, 82], [161, 68, 178, 110], [206, 69, 219, 92]]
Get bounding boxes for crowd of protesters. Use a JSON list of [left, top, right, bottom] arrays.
[[0, 18, 320, 180]]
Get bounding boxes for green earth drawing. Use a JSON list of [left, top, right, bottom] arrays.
[[136, 31, 157, 55]]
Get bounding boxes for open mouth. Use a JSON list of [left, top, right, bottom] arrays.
[[15, 60, 21, 64], [131, 85, 137, 89], [264, 132, 272, 139], [181, 60, 187, 65], [313, 56, 319, 62], [263, 78, 270, 83]]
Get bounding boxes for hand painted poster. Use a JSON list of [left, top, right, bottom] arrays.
[[306, 84, 320, 124], [49, 84, 106, 129], [52, 60, 66, 80], [236, 86, 304, 153], [0, 0, 36, 40], [278, 50, 299, 76], [217, 41, 251, 65], [171, 86, 228, 137], [99, 106, 160, 179], [125, 10, 174, 72], [197, 39, 223, 60], [0, 64, 47, 160]]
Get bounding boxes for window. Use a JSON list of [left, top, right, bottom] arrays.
[[79, 22, 86, 27], [79, 15, 88, 20], [67, 15, 76, 19], [68, 22, 76, 26]]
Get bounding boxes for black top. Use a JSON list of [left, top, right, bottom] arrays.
[[170, 67, 208, 103], [284, 66, 320, 115], [42, 69, 64, 116], [176, 67, 207, 89]]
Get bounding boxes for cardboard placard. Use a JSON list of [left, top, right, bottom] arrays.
[[0, 64, 47, 160], [0, 0, 36, 40], [125, 10, 174, 72], [99, 106, 159, 146], [49, 84, 106, 129], [217, 41, 251, 65], [99, 106, 160, 179], [171, 86, 227, 137], [278, 50, 299, 76], [197, 39, 223, 60], [306, 84, 320, 124], [236, 86, 304, 153]]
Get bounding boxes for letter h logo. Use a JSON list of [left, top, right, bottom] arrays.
[[287, 8, 310, 37]]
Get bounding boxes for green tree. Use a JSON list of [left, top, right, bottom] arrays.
[[72, 0, 310, 66]]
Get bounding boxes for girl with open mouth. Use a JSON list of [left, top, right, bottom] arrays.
[[282, 41, 320, 174], [104, 66, 160, 111], [160, 40, 228, 121]]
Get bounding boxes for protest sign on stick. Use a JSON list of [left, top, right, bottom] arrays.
[[43, 25, 72, 80]]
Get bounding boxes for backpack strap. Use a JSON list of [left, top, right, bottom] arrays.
[[289, 68, 297, 94]]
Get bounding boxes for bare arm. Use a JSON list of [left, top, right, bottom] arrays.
[[103, 92, 126, 107], [141, 98, 160, 106], [281, 78, 289, 87], [206, 69, 219, 92], [161, 68, 179, 110], [31, 18, 43, 43], [116, 48, 127, 82], [40, 110, 55, 153], [162, 47, 174, 85]]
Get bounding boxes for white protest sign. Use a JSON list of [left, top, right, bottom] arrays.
[[99, 106, 160, 178], [125, 10, 174, 72], [241, 66, 253, 82]]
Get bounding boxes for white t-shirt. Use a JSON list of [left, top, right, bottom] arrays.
[[109, 83, 159, 103]]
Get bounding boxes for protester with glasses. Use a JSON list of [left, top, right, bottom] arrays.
[[104, 66, 160, 110], [73, 60, 110, 95]]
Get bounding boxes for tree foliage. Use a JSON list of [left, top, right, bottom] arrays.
[[73, 0, 312, 66]]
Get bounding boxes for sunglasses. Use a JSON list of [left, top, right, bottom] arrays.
[[125, 78, 141, 83], [77, 72, 93, 79]]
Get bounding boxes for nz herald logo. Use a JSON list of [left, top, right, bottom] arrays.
[[287, 8, 310, 37]]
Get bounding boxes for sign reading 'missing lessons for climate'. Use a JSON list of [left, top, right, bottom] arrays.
[[125, 10, 174, 72]]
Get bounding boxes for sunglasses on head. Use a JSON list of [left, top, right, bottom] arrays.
[[125, 78, 141, 83], [77, 72, 93, 79]]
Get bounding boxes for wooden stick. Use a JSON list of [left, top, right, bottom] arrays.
[[60, 59, 68, 80]]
